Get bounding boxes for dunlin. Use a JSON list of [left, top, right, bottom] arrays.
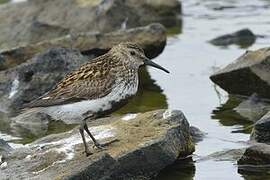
[[25, 42, 169, 156]]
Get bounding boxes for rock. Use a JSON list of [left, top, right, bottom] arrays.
[[0, 109, 195, 180], [237, 144, 270, 177], [0, 23, 166, 70], [189, 126, 206, 143], [238, 143, 270, 165], [234, 93, 270, 122], [209, 28, 256, 48], [0, 0, 180, 49], [0, 139, 13, 158], [10, 112, 52, 137], [251, 111, 270, 143], [199, 148, 245, 162], [210, 47, 270, 99], [0, 47, 87, 112]]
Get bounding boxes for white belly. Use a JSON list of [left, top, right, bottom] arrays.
[[42, 79, 138, 123]]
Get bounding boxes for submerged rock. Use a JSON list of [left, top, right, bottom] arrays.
[[0, 0, 180, 49], [0, 109, 195, 180], [210, 47, 270, 99], [209, 28, 256, 48], [251, 111, 270, 143], [0, 23, 167, 70], [234, 93, 270, 122]]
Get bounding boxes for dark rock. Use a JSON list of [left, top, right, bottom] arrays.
[[0, 23, 166, 70], [237, 144, 270, 178], [0, 47, 87, 112], [189, 126, 206, 143], [238, 143, 270, 165], [251, 111, 270, 143], [210, 47, 270, 99], [234, 93, 270, 122], [209, 28, 256, 48], [0, 109, 195, 180], [0, 0, 180, 49], [0, 139, 13, 158]]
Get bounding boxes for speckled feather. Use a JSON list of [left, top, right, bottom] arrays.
[[25, 50, 132, 108]]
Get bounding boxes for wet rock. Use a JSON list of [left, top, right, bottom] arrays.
[[189, 126, 206, 143], [238, 143, 270, 165], [210, 47, 270, 99], [0, 109, 195, 180], [251, 111, 270, 143], [234, 93, 270, 122], [0, 47, 87, 112], [0, 0, 180, 49], [209, 28, 256, 48], [0, 23, 166, 70], [0, 139, 13, 158]]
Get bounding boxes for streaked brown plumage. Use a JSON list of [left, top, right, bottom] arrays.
[[25, 42, 169, 156]]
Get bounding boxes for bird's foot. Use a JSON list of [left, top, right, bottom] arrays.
[[93, 142, 106, 150]]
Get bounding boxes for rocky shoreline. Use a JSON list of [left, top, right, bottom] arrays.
[[210, 46, 270, 171]]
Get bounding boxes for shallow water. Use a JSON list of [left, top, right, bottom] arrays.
[[150, 0, 270, 179], [1, 0, 270, 179]]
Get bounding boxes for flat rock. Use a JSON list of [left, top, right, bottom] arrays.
[[251, 111, 270, 143], [210, 47, 270, 98], [0, 23, 166, 70], [0, 109, 195, 180], [0, 0, 180, 50], [209, 28, 256, 48]]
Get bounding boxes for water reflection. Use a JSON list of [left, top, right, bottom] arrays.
[[212, 95, 253, 134], [155, 157, 195, 180]]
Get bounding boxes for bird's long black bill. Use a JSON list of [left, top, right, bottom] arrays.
[[144, 58, 170, 73]]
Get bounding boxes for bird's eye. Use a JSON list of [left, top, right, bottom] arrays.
[[130, 51, 136, 56]]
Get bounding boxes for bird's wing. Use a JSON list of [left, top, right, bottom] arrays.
[[24, 54, 117, 108]]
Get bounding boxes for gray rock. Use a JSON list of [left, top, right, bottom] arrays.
[[251, 111, 270, 143], [0, 23, 166, 70], [0, 109, 195, 180], [210, 47, 270, 98], [209, 28, 256, 48], [0, 0, 180, 49], [234, 93, 270, 122], [238, 143, 270, 165], [0, 47, 87, 112], [10, 111, 52, 137]]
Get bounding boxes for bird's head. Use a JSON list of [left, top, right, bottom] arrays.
[[110, 42, 169, 73]]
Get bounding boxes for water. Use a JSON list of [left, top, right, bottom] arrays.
[[1, 0, 270, 179], [150, 0, 270, 179]]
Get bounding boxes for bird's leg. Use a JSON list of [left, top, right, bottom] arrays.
[[83, 121, 105, 149], [79, 119, 92, 156]]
